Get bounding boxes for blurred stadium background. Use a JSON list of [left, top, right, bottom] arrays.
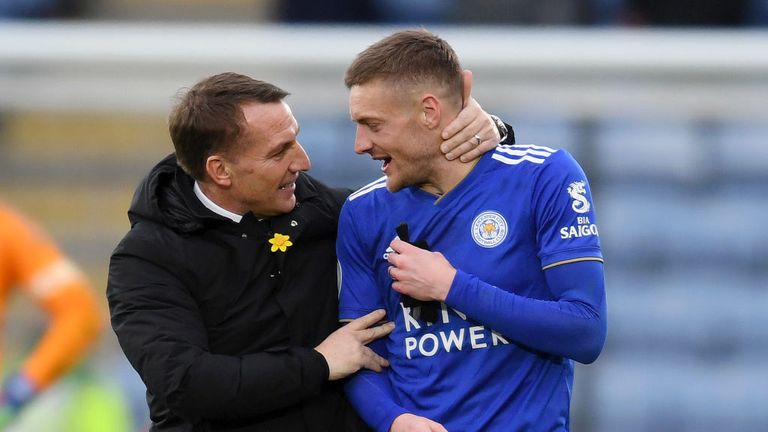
[[1, 1, 767, 430]]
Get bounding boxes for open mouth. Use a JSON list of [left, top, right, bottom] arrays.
[[379, 157, 392, 171], [278, 181, 295, 191]]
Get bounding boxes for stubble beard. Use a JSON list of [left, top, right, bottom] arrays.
[[386, 154, 435, 193]]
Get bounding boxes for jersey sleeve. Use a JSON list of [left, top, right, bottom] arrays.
[[532, 150, 603, 269], [344, 339, 409, 432], [446, 260, 606, 364], [0, 205, 102, 389], [337, 202, 384, 321], [337, 202, 407, 430], [444, 150, 607, 363]]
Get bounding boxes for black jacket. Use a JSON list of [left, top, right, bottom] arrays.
[[107, 154, 366, 431]]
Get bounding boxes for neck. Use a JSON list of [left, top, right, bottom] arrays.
[[196, 181, 247, 218], [420, 153, 480, 196], [418, 109, 478, 195]]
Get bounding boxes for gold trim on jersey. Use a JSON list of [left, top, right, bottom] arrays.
[[542, 257, 604, 270]]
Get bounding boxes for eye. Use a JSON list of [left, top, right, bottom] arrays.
[[272, 143, 292, 160]]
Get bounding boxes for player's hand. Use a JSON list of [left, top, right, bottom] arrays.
[[389, 413, 448, 432], [315, 309, 394, 380], [440, 69, 501, 163], [0, 372, 38, 429], [387, 239, 456, 302]]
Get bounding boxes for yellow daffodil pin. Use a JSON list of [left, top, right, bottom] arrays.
[[268, 233, 293, 252]]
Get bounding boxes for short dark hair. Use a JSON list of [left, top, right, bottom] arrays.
[[168, 72, 289, 181], [345, 29, 462, 98]]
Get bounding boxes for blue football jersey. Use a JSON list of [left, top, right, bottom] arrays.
[[338, 145, 603, 431]]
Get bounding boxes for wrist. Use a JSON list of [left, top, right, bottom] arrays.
[[437, 268, 457, 302], [489, 114, 508, 142], [311, 347, 332, 380], [444, 268, 472, 307]]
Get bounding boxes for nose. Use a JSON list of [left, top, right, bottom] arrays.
[[354, 126, 372, 155], [289, 142, 311, 172]]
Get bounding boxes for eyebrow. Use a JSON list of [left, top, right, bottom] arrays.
[[352, 115, 378, 124]]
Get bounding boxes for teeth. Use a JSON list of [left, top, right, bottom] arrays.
[[279, 182, 294, 190]]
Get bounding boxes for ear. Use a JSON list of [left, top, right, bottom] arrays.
[[205, 154, 232, 187], [420, 94, 442, 130]]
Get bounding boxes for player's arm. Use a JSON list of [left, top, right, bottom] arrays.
[[337, 204, 421, 431], [388, 151, 606, 363], [20, 260, 103, 386], [446, 261, 605, 363], [346, 354, 446, 432], [0, 207, 102, 424], [343, 339, 409, 432], [387, 241, 605, 363]]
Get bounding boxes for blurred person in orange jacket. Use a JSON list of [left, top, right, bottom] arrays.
[[0, 202, 102, 428]]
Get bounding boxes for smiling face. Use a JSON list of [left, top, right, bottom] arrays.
[[222, 101, 311, 217], [349, 80, 439, 193]]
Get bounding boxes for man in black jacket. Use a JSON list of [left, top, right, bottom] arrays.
[[107, 72, 503, 431]]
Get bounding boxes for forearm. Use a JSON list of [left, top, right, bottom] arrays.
[[444, 261, 606, 363], [111, 306, 330, 422], [344, 341, 406, 432], [108, 268, 329, 421], [162, 347, 329, 420], [24, 283, 102, 388]]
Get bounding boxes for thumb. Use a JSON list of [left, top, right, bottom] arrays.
[[461, 69, 473, 108], [441, 69, 475, 140]]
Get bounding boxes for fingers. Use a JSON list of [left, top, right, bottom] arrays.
[[387, 252, 400, 269], [442, 114, 487, 160], [390, 280, 406, 295], [362, 321, 395, 344], [452, 142, 484, 163], [387, 265, 397, 280], [388, 240, 423, 271], [360, 346, 390, 372], [440, 97, 482, 144], [361, 352, 382, 372], [388, 267, 408, 295], [463, 139, 498, 163], [388, 264, 405, 282], [457, 114, 500, 162], [346, 308, 386, 330], [389, 238, 415, 255]]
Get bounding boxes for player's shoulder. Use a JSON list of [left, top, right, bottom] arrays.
[[489, 143, 562, 168], [346, 176, 389, 204], [489, 144, 581, 175]]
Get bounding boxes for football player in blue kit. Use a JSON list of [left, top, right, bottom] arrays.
[[337, 29, 607, 432]]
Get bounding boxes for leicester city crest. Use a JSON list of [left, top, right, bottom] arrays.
[[471, 211, 508, 248]]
